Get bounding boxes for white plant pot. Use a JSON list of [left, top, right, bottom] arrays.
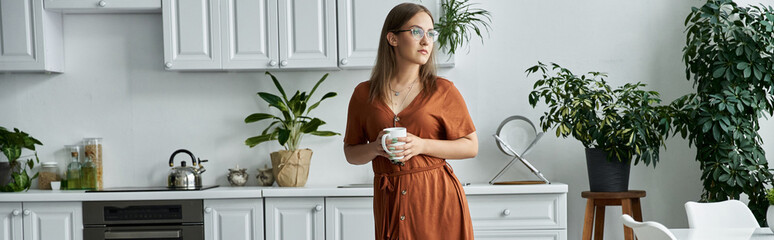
[[768, 205, 774, 232]]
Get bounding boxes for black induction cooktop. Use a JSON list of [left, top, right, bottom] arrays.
[[86, 185, 219, 193]]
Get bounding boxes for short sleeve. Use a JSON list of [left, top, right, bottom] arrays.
[[343, 82, 369, 145], [441, 81, 476, 140]]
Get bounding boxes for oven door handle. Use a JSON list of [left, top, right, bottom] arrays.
[[105, 230, 181, 239]]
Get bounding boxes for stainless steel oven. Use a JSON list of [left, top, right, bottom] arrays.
[[83, 200, 203, 240]]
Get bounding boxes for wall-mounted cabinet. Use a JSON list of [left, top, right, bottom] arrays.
[[0, 202, 83, 240], [162, 0, 336, 71], [0, 0, 63, 73], [336, 0, 453, 69], [44, 0, 161, 13]]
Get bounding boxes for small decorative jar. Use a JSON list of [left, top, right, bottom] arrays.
[[256, 164, 275, 186], [227, 166, 248, 187]]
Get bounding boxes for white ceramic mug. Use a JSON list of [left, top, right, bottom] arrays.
[[50, 181, 61, 191], [381, 127, 407, 162]]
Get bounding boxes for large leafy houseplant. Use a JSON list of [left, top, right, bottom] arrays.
[[676, 0, 774, 224], [435, 0, 492, 55], [244, 72, 339, 187], [0, 127, 42, 192], [526, 62, 674, 167]]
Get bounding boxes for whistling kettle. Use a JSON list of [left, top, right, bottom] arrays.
[[167, 149, 208, 189]]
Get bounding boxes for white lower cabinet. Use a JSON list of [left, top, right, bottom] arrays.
[[0, 202, 82, 240], [204, 199, 264, 240], [467, 193, 567, 240], [264, 197, 325, 240], [325, 197, 374, 240]]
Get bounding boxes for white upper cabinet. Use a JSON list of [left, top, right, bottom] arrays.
[[277, 0, 336, 70], [162, 0, 221, 70], [336, 0, 453, 69], [44, 0, 161, 13], [163, 0, 334, 71], [0, 0, 63, 73]]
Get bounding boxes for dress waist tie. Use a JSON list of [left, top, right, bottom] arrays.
[[376, 162, 447, 240]]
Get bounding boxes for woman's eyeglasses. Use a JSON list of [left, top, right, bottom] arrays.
[[393, 27, 439, 42]]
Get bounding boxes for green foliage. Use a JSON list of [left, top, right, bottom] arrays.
[[767, 189, 774, 205], [0, 127, 42, 192], [526, 62, 674, 166], [676, 0, 774, 225], [435, 0, 491, 55], [244, 72, 340, 151]]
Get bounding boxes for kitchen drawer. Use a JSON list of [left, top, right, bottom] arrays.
[[475, 230, 566, 240], [44, 0, 161, 13], [467, 193, 566, 231]]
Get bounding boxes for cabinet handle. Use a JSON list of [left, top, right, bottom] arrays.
[[315, 205, 323, 211], [502, 209, 510, 216], [340, 58, 348, 65], [11, 210, 20, 216], [165, 62, 172, 68], [23, 210, 30, 216], [280, 60, 288, 67], [269, 60, 277, 66], [98, 0, 106, 7], [204, 207, 212, 213]]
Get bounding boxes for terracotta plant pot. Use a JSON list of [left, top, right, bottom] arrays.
[[270, 149, 313, 187]]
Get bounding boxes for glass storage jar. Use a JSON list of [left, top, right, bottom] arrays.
[[38, 162, 60, 190], [83, 138, 103, 190]]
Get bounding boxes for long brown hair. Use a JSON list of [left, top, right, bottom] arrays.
[[368, 3, 438, 103]]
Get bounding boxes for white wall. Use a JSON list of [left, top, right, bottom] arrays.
[[1, 1, 773, 239]]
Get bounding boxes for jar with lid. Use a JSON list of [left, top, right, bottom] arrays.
[[83, 138, 103, 190], [64, 145, 82, 190], [38, 162, 60, 190]]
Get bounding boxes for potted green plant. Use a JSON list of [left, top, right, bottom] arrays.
[[435, 0, 492, 55], [674, 0, 774, 224], [526, 62, 674, 192], [244, 72, 339, 187], [0, 127, 42, 192]]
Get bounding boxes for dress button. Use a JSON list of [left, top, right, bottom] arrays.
[[400, 215, 405, 220], [401, 190, 407, 195]]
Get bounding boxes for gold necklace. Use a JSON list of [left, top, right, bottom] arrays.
[[391, 79, 417, 127]]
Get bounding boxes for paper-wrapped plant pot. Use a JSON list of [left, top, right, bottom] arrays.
[[270, 149, 312, 187]]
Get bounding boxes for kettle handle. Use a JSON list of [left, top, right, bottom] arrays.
[[169, 149, 197, 167]]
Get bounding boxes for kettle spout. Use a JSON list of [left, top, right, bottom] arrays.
[[197, 166, 207, 174]]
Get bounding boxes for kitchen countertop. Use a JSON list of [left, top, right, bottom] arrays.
[[0, 183, 567, 202]]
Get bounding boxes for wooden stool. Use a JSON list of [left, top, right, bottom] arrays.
[[581, 190, 645, 240]]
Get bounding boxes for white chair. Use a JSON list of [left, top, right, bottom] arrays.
[[684, 200, 760, 228], [621, 214, 677, 240]]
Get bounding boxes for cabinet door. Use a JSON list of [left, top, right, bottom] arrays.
[[0, 203, 23, 240], [162, 0, 221, 70], [0, 0, 63, 72], [44, 0, 161, 12], [204, 199, 264, 240], [277, 0, 336, 69], [22, 202, 82, 240], [325, 197, 374, 240], [220, 0, 278, 69], [265, 197, 324, 240], [336, 0, 453, 69]]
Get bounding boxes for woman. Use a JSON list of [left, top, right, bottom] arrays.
[[343, 3, 478, 240]]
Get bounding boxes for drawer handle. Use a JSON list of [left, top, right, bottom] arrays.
[[11, 210, 20, 216], [23, 210, 30, 216], [98, 0, 106, 7], [204, 207, 212, 213], [502, 209, 511, 216], [315, 205, 323, 211]]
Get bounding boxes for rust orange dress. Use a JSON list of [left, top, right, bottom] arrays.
[[344, 77, 476, 240]]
